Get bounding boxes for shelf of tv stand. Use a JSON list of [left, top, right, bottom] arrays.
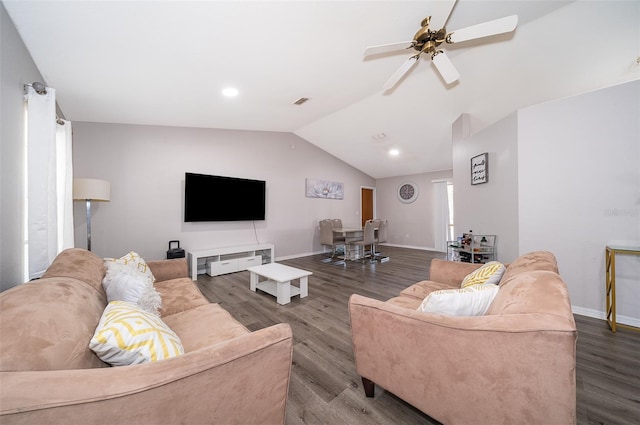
[[188, 243, 274, 280]]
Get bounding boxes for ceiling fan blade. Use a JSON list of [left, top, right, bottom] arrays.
[[383, 55, 419, 90], [432, 51, 459, 84], [448, 15, 518, 44], [364, 41, 413, 57], [428, 0, 457, 31]]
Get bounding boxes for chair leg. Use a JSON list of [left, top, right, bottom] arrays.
[[362, 377, 375, 397]]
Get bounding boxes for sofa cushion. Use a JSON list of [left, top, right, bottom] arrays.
[[154, 278, 210, 317], [386, 295, 423, 310], [418, 284, 500, 316], [163, 303, 250, 352], [0, 277, 108, 371], [460, 261, 506, 288], [41, 248, 106, 295], [400, 280, 458, 300], [500, 251, 558, 285], [486, 270, 573, 317], [428, 259, 483, 286], [90, 301, 184, 366]]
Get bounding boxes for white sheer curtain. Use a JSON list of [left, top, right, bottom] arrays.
[[433, 180, 450, 252], [56, 119, 75, 251], [24, 85, 74, 280]]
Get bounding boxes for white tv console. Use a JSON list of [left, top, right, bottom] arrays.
[[187, 243, 275, 280]]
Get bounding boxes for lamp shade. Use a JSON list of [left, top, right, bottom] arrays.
[[73, 178, 111, 201]]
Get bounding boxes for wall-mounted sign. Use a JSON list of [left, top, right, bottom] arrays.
[[471, 152, 488, 185]]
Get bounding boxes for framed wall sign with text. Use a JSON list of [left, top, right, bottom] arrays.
[[471, 152, 488, 185]]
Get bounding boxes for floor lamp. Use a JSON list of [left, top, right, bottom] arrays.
[[73, 178, 111, 251]]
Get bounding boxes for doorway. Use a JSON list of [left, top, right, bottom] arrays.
[[361, 187, 375, 227]]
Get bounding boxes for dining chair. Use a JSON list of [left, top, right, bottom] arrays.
[[351, 220, 376, 263], [331, 219, 346, 243], [373, 219, 388, 260], [319, 219, 345, 259]]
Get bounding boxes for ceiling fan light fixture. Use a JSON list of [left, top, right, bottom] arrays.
[[363, 0, 518, 90]]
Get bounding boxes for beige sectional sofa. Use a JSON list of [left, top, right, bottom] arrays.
[[349, 251, 577, 425], [0, 248, 293, 425]]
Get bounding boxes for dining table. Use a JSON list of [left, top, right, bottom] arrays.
[[333, 227, 377, 261]]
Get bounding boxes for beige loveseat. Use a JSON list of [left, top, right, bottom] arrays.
[[0, 248, 293, 425], [349, 251, 577, 425]]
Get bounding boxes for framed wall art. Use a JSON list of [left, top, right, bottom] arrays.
[[305, 178, 344, 199], [471, 152, 488, 185]]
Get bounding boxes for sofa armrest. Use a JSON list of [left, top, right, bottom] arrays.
[[147, 258, 189, 282], [0, 323, 293, 425], [348, 294, 576, 425]]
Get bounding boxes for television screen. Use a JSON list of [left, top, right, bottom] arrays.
[[184, 173, 266, 222]]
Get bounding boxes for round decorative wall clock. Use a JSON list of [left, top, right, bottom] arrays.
[[397, 182, 419, 203]]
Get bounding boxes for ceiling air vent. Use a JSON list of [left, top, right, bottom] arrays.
[[293, 97, 309, 105]]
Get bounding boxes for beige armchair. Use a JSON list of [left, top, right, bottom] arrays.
[[349, 252, 577, 425]]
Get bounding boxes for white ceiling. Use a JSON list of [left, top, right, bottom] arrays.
[[4, 0, 640, 179]]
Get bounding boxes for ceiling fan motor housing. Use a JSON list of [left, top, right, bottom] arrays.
[[413, 17, 447, 54]]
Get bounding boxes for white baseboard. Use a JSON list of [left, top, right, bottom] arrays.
[[572, 305, 640, 328], [379, 243, 445, 253], [276, 251, 323, 261]]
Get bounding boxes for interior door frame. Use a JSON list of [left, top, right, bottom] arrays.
[[360, 186, 376, 227]]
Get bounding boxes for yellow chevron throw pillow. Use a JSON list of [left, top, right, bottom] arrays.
[[461, 261, 506, 288], [90, 301, 184, 366]]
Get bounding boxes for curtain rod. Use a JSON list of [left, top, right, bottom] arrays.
[[24, 82, 66, 125], [24, 81, 47, 95]]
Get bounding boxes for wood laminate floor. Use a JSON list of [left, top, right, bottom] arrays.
[[195, 246, 640, 425]]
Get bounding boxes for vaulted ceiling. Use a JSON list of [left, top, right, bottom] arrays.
[[4, 1, 639, 178]]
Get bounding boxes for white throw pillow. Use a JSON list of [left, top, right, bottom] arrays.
[[460, 261, 506, 288], [103, 252, 161, 315], [90, 301, 184, 366], [418, 284, 500, 316], [104, 251, 155, 284]]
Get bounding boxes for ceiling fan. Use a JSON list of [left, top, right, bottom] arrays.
[[364, 1, 518, 89]]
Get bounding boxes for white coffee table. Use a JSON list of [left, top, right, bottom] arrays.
[[247, 263, 312, 305]]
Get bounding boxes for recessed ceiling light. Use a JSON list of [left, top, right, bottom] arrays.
[[222, 87, 239, 97], [389, 148, 400, 157]]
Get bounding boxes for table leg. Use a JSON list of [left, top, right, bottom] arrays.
[[277, 280, 291, 305], [605, 247, 617, 332], [299, 276, 308, 298], [250, 272, 258, 292]]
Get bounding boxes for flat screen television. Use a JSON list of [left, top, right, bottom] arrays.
[[184, 172, 266, 222]]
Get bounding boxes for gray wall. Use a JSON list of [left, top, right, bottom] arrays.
[[453, 112, 520, 262], [72, 122, 375, 261], [0, 3, 46, 291], [518, 80, 639, 325], [453, 80, 640, 326], [375, 170, 452, 250]]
